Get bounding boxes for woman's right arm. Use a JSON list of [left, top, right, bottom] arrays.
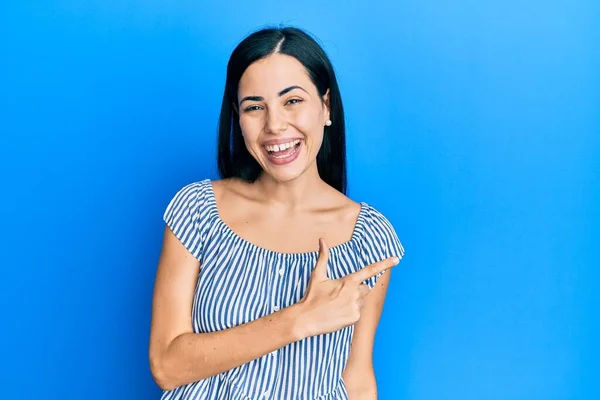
[[148, 226, 305, 391], [149, 231, 398, 391]]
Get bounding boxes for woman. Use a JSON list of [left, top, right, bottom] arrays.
[[149, 26, 405, 400]]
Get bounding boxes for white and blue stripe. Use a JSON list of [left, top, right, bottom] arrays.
[[161, 179, 405, 400]]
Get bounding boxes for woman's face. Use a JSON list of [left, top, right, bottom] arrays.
[[237, 53, 330, 183]]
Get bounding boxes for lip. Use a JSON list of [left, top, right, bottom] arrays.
[[261, 138, 303, 146], [263, 139, 303, 166]]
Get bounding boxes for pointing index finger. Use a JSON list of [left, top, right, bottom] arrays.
[[348, 257, 399, 284]]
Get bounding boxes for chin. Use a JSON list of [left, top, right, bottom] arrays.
[[261, 165, 307, 183]]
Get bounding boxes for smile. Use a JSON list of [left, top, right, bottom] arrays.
[[262, 139, 303, 165], [264, 139, 301, 156]]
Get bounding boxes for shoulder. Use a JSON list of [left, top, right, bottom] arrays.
[[162, 178, 219, 261], [165, 178, 212, 204], [321, 184, 362, 225], [356, 203, 405, 260], [209, 177, 248, 202], [168, 178, 213, 195], [350, 202, 405, 288], [361, 203, 397, 232], [163, 178, 215, 223]]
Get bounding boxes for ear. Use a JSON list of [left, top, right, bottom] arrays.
[[232, 102, 239, 115], [323, 89, 331, 120]]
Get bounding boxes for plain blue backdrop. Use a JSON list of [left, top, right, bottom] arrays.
[[1, 1, 598, 399]]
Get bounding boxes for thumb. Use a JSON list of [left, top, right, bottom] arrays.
[[312, 238, 330, 280]]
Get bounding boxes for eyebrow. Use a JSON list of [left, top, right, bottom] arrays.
[[239, 85, 307, 105]]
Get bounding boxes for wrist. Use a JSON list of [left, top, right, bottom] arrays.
[[284, 302, 311, 341]]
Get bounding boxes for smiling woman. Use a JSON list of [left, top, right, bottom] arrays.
[[239, 82, 310, 165], [236, 54, 331, 179], [149, 26, 405, 400]]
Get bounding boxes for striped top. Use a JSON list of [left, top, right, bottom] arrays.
[[160, 179, 405, 400]]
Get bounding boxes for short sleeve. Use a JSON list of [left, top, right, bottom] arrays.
[[163, 181, 209, 261], [359, 205, 406, 289]]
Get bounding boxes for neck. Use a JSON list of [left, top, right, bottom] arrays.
[[254, 163, 326, 210]]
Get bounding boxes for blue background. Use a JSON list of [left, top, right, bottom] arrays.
[[1, 1, 598, 399]]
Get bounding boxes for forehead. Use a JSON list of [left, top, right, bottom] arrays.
[[238, 54, 314, 95]]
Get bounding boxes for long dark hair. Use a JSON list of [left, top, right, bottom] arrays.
[[217, 26, 347, 194]]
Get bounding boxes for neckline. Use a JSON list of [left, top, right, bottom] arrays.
[[204, 179, 366, 257]]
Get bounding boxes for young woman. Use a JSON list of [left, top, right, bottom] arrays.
[[149, 26, 405, 400]]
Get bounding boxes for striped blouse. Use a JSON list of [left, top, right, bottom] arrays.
[[160, 179, 405, 400]]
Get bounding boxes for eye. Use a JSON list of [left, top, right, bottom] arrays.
[[285, 98, 303, 106], [243, 105, 263, 112]]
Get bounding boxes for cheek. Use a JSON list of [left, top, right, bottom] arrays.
[[294, 108, 324, 138], [239, 117, 262, 144]]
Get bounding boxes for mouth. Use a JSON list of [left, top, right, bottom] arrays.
[[262, 139, 303, 165]]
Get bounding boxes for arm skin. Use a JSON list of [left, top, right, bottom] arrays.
[[148, 226, 306, 390], [342, 269, 393, 400]]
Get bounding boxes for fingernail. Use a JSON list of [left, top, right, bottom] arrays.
[[392, 257, 399, 265]]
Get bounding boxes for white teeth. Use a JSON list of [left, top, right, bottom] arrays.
[[265, 139, 300, 153]]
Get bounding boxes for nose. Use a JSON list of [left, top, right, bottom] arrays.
[[265, 108, 287, 135]]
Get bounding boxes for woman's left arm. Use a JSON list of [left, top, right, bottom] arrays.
[[342, 269, 393, 400]]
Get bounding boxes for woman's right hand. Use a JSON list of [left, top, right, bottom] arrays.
[[294, 238, 399, 338]]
